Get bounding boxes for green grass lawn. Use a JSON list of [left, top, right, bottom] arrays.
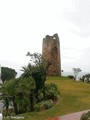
[[4, 76, 90, 120]]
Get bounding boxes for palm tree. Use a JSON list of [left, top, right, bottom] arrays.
[[1, 79, 18, 114], [21, 63, 32, 78], [21, 52, 52, 100], [17, 77, 36, 112], [1, 77, 36, 114]]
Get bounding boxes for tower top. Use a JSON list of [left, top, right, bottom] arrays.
[[43, 33, 59, 42]]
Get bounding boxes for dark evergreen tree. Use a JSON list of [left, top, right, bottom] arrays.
[[1, 67, 17, 83]]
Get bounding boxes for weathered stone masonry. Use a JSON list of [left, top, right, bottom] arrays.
[[42, 33, 61, 76]]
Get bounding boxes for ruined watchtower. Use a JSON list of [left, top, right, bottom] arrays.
[[42, 33, 61, 76]]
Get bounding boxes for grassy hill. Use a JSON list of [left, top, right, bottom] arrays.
[[4, 76, 90, 120]]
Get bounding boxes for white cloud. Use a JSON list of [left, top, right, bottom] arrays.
[[63, 0, 90, 37]]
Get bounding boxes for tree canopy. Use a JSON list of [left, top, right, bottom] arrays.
[[1, 67, 17, 83], [72, 68, 81, 80]]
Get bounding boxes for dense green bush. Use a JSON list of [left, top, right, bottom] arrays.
[[68, 75, 74, 79], [45, 83, 60, 101], [34, 83, 60, 112], [34, 99, 53, 111], [37, 90, 44, 102], [1, 75, 60, 115], [1, 77, 36, 115], [80, 111, 90, 120], [16, 96, 29, 113]]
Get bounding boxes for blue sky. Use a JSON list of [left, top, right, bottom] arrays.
[[0, 0, 90, 75]]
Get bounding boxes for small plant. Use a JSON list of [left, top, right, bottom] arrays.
[[80, 111, 90, 120], [45, 83, 60, 101], [34, 99, 54, 111], [68, 75, 74, 79]]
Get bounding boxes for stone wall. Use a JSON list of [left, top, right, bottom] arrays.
[[42, 33, 61, 76]]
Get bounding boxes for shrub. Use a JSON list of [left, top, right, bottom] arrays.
[[37, 90, 44, 102], [34, 83, 60, 112], [45, 83, 60, 101], [34, 99, 54, 112], [68, 75, 74, 79], [43, 99, 53, 109], [16, 96, 29, 113], [80, 111, 90, 120]]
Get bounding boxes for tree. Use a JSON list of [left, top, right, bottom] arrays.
[[1, 77, 36, 114], [72, 68, 81, 80], [1, 79, 18, 114], [21, 52, 52, 100], [1, 67, 17, 83], [17, 77, 36, 112]]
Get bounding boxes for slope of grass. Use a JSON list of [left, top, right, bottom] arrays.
[[4, 76, 90, 120]]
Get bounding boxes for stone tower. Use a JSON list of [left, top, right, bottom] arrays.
[[42, 33, 61, 76]]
